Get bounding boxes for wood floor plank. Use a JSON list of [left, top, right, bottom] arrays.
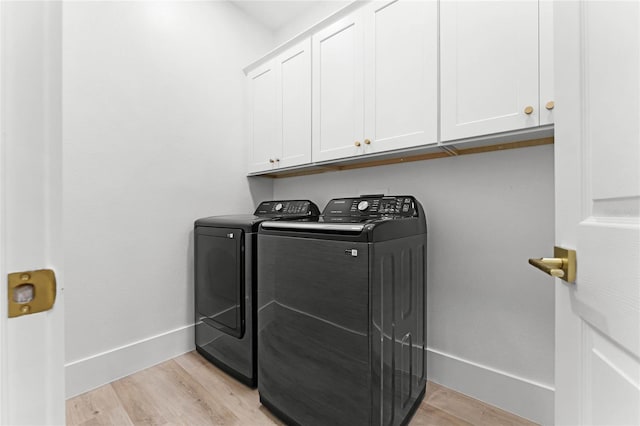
[[75, 409, 134, 426], [174, 351, 283, 425], [411, 403, 474, 426], [66, 351, 539, 426], [111, 375, 169, 425], [66, 384, 133, 426], [424, 382, 536, 426], [128, 359, 242, 425]]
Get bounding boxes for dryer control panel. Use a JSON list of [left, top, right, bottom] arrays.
[[254, 200, 320, 218], [322, 195, 418, 222]]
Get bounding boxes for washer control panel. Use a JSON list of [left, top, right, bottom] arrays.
[[322, 195, 417, 221], [254, 200, 320, 217]]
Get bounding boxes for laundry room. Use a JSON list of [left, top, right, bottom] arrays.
[[2, 1, 638, 426]]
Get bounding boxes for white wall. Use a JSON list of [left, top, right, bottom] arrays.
[[272, 145, 555, 424], [62, 1, 274, 397]]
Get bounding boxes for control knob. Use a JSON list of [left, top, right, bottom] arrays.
[[357, 200, 370, 212], [274, 203, 283, 212]]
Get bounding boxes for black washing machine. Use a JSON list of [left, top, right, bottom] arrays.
[[257, 195, 427, 425], [194, 200, 319, 387]]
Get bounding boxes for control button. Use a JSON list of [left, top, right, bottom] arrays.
[[402, 205, 410, 212], [357, 200, 370, 212], [275, 203, 283, 212]]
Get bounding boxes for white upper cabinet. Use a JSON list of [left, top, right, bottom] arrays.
[[539, 0, 554, 125], [313, 1, 438, 163], [247, 61, 277, 173], [247, 0, 551, 173], [440, 1, 540, 142], [363, 0, 438, 154], [247, 40, 312, 173], [312, 12, 365, 162], [277, 39, 312, 169]]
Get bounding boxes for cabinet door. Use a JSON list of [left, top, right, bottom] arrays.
[[363, 0, 438, 154], [312, 11, 365, 162], [276, 39, 312, 168], [440, 1, 539, 141], [247, 61, 277, 173], [539, 0, 554, 125]]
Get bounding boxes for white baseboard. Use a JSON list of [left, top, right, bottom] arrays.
[[65, 324, 195, 399], [427, 347, 554, 425]]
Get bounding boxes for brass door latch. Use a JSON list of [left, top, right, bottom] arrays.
[[529, 246, 576, 283], [7, 269, 56, 318]]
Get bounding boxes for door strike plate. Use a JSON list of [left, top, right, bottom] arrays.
[[7, 269, 56, 318]]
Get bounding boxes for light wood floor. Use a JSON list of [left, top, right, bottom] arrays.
[[66, 351, 537, 426]]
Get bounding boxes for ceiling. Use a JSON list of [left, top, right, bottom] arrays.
[[230, 0, 328, 32]]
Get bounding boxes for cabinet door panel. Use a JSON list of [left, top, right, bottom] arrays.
[[539, 0, 554, 125], [364, 0, 438, 153], [247, 62, 277, 172], [277, 39, 312, 168], [312, 12, 365, 162], [440, 1, 539, 141]]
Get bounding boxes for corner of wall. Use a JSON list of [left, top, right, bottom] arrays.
[[247, 176, 275, 206], [273, 1, 352, 45]]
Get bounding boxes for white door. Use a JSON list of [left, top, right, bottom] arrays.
[[247, 60, 277, 173], [363, 0, 438, 154], [440, 0, 539, 142], [553, 2, 640, 425], [276, 38, 311, 169], [312, 11, 365, 162], [0, 1, 65, 425]]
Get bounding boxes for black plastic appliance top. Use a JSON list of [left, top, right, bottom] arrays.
[[321, 194, 419, 222], [253, 200, 320, 217], [194, 200, 320, 232], [259, 195, 426, 242]]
